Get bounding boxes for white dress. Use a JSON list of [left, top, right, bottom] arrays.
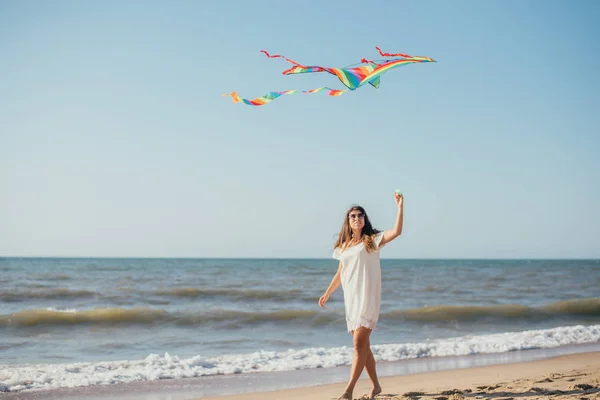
[[332, 232, 385, 332]]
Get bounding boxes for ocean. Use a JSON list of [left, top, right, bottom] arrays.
[[1, 257, 599, 396]]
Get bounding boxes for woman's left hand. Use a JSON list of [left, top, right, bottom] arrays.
[[318, 293, 330, 308]]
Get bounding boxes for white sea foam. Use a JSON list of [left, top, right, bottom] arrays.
[[1, 324, 599, 392], [44, 307, 77, 313]]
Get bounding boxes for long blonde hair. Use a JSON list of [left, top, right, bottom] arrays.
[[334, 205, 381, 253]]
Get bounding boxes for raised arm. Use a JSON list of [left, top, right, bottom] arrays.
[[380, 193, 404, 247], [319, 261, 342, 308]]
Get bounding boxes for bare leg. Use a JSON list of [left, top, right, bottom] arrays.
[[340, 327, 371, 399], [364, 338, 382, 398]]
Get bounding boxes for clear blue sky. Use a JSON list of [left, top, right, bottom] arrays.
[[1, 0, 599, 258]]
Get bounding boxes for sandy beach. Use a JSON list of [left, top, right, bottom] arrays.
[[200, 351, 600, 400], [1, 349, 599, 399]]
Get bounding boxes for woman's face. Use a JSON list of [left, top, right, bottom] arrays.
[[348, 209, 365, 231]]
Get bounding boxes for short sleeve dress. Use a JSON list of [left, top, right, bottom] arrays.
[[332, 232, 385, 332]]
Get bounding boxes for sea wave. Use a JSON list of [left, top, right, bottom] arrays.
[[0, 287, 319, 304], [2, 298, 599, 329], [1, 324, 599, 392], [153, 287, 309, 301], [1, 307, 170, 327], [0, 307, 333, 328], [0, 289, 98, 302], [384, 298, 600, 322]]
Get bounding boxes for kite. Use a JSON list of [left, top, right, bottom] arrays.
[[223, 47, 435, 106]]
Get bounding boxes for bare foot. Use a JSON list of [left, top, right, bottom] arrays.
[[337, 393, 352, 400], [362, 384, 382, 399], [372, 384, 382, 397]]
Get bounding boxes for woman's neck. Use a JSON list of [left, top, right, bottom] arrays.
[[350, 231, 363, 243]]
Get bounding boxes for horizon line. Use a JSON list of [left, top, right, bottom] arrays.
[[1, 255, 599, 261]]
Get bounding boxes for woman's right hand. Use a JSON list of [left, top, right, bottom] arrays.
[[319, 293, 330, 308], [394, 191, 404, 208]]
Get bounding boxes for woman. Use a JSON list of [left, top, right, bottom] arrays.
[[319, 192, 404, 400]]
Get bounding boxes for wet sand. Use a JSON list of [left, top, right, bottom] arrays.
[[201, 351, 600, 400]]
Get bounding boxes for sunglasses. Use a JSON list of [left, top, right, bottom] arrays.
[[349, 213, 365, 220]]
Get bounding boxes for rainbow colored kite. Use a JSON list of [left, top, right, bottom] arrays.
[[223, 47, 435, 106]]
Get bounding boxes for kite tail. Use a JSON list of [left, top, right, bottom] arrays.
[[375, 46, 413, 58], [222, 91, 242, 104], [302, 87, 349, 96], [260, 50, 343, 75], [376, 46, 436, 62], [261, 50, 312, 74], [222, 90, 298, 106], [360, 57, 381, 66], [222, 86, 349, 106]]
